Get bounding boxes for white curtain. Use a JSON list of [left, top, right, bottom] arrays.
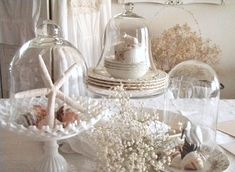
[[0, 0, 41, 98], [0, 0, 41, 45], [52, 0, 112, 68]]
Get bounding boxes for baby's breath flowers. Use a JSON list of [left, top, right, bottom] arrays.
[[82, 85, 177, 172], [152, 24, 221, 72]]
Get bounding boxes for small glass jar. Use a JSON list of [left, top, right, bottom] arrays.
[[9, 20, 87, 129]]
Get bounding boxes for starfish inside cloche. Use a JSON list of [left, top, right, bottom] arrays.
[[9, 20, 88, 129]]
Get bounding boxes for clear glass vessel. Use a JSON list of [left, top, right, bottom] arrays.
[[94, 3, 156, 79], [166, 60, 220, 153], [9, 20, 87, 128]]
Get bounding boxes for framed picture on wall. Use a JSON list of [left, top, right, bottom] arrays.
[[118, 0, 223, 5]]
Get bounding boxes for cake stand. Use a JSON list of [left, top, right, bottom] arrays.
[[0, 98, 104, 172]]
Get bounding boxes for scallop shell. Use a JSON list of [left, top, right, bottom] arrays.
[[182, 151, 204, 170]]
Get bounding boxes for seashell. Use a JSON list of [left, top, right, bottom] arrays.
[[16, 112, 37, 128], [170, 153, 182, 169], [182, 151, 204, 170], [37, 118, 48, 129], [56, 106, 80, 127], [33, 105, 48, 120]]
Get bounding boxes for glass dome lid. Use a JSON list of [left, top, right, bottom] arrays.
[[9, 20, 87, 129], [95, 3, 156, 79], [166, 60, 220, 157]]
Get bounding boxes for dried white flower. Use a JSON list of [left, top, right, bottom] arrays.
[[81, 85, 177, 171], [152, 24, 221, 72]]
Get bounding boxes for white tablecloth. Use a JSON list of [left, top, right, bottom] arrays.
[[0, 98, 235, 172]]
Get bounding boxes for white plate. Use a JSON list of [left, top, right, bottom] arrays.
[[89, 68, 167, 83], [104, 58, 146, 66], [87, 77, 167, 88], [87, 76, 167, 86], [167, 146, 230, 172], [87, 68, 168, 97], [87, 75, 167, 85], [88, 84, 167, 98], [87, 81, 168, 90]]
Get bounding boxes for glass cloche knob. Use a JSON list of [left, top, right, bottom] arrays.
[[36, 20, 61, 38], [124, 2, 134, 13]]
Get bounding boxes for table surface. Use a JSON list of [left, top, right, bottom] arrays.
[[0, 98, 235, 172]]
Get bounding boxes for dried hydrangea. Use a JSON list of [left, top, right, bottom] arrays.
[[152, 24, 221, 72], [82, 86, 177, 172]]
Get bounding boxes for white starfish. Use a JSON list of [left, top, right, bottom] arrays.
[[14, 55, 85, 128]]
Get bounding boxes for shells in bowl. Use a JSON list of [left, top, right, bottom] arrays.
[[16, 105, 80, 129]]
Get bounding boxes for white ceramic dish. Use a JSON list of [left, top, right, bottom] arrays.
[[105, 58, 145, 66], [89, 68, 168, 83], [166, 147, 230, 172], [88, 84, 166, 98], [87, 79, 167, 89], [87, 68, 168, 97], [106, 64, 149, 79], [87, 76, 167, 87]]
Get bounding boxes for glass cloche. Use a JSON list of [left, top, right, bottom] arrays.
[[166, 60, 220, 160], [87, 3, 168, 98], [95, 2, 156, 79], [9, 20, 88, 129]]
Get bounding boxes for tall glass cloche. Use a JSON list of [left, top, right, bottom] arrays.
[[87, 3, 168, 98], [95, 2, 156, 79], [9, 20, 87, 129], [166, 60, 220, 156]]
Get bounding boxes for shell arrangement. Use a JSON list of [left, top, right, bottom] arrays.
[[152, 24, 220, 72], [170, 122, 204, 170], [16, 104, 80, 129]]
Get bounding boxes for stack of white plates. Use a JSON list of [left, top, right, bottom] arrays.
[[87, 68, 168, 98], [104, 59, 149, 79]]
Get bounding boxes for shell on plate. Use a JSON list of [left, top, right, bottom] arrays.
[[182, 151, 204, 170]]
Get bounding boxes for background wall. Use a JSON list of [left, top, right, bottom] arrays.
[[112, 0, 235, 98]]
